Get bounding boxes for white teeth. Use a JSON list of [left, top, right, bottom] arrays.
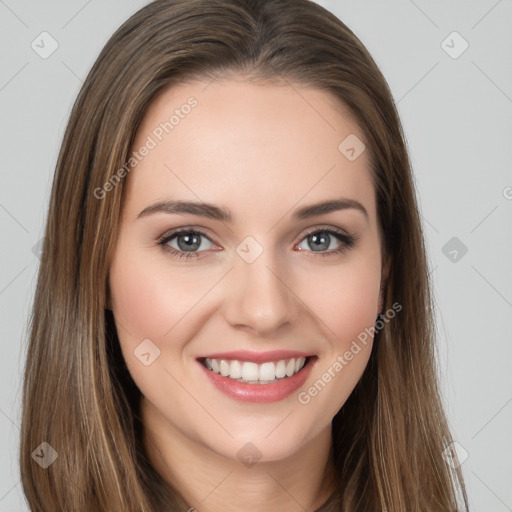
[[241, 362, 259, 381], [275, 360, 286, 378], [259, 362, 276, 381], [219, 359, 230, 377], [229, 360, 242, 379], [286, 359, 295, 377], [203, 357, 307, 383]]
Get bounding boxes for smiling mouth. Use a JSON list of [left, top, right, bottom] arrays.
[[198, 356, 315, 384]]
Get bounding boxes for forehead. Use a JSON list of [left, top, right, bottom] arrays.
[[122, 77, 376, 225]]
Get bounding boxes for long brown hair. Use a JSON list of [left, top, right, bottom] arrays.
[[19, 0, 469, 510]]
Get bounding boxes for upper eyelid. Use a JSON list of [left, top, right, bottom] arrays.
[[159, 225, 352, 248], [158, 227, 215, 245]]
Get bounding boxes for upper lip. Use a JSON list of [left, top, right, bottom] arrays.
[[196, 350, 315, 364]]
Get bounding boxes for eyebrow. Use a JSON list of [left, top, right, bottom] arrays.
[[137, 198, 369, 222]]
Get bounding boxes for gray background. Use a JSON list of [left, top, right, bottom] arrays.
[[1, 0, 511, 510]]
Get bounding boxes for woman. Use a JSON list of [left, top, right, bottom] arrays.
[[19, 0, 469, 510]]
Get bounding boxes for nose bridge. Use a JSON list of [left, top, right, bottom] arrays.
[[224, 238, 299, 333]]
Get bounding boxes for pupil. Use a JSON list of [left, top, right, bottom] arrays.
[[310, 233, 329, 251], [178, 233, 200, 251]]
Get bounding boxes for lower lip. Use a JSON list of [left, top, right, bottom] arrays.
[[197, 357, 317, 403]]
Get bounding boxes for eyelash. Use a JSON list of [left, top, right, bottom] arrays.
[[157, 226, 358, 260]]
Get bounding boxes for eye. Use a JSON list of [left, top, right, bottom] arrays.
[[157, 226, 358, 260], [157, 228, 216, 260], [295, 228, 357, 257]]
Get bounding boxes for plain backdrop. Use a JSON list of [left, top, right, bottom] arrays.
[[0, 1, 511, 510]]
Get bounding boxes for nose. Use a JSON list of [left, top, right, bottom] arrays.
[[223, 249, 300, 335]]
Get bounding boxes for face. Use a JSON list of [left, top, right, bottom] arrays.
[[108, 75, 385, 464]]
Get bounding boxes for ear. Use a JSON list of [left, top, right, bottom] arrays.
[[378, 256, 390, 315]]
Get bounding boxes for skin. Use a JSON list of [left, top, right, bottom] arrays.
[[108, 75, 387, 512]]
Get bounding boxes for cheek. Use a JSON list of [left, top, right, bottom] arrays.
[[109, 259, 168, 339], [299, 256, 381, 345], [109, 245, 211, 340], [294, 256, 380, 415], [108, 245, 198, 396], [108, 243, 226, 393]]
